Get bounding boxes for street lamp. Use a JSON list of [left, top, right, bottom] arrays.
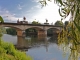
[[23, 17, 26, 21]]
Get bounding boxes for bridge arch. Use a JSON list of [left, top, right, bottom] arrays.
[[3, 25, 22, 31], [23, 26, 44, 31], [25, 27, 45, 37], [46, 27, 62, 31], [3, 25, 25, 37], [47, 28, 61, 36], [24, 27, 44, 31]]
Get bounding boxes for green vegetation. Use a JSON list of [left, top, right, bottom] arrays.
[[0, 16, 4, 23], [25, 28, 37, 36], [56, 0, 80, 60], [54, 20, 63, 26], [0, 40, 32, 60], [64, 21, 69, 27], [6, 28, 17, 35], [0, 16, 5, 45], [32, 20, 41, 24], [40, 0, 80, 60], [0, 16, 32, 60]]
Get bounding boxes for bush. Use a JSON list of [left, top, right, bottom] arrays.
[[0, 46, 6, 54], [0, 40, 32, 60]]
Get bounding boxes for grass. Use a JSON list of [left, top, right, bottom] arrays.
[[0, 40, 32, 60]]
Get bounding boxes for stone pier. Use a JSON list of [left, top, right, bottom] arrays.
[[17, 30, 26, 37], [17, 36, 25, 47], [38, 30, 47, 38]]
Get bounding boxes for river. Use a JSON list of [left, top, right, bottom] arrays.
[[2, 34, 70, 60]]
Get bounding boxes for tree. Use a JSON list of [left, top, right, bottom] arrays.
[[40, 0, 80, 60], [54, 20, 63, 26], [32, 20, 41, 24], [64, 21, 69, 27], [0, 16, 4, 23], [54, 1, 80, 60], [0, 16, 5, 45], [40, 0, 80, 21], [25, 28, 37, 36], [6, 28, 17, 35]]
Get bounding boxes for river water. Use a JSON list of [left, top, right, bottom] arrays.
[[2, 34, 70, 60]]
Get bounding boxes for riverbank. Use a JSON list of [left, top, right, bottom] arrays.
[[0, 40, 32, 60]]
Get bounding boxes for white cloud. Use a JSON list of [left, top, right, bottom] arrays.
[[0, 0, 69, 24], [34, 4, 41, 9], [18, 4, 22, 10], [32, 0, 40, 2], [0, 9, 22, 22], [27, 0, 70, 24], [17, 4, 25, 10], [29, 1, 61, 24], [5, 10, 9, 13]]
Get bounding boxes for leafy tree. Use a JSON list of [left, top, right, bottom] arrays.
[[25, 28, 37, 36], [64, 21, 69, 27], [54, 20, 63, 26], [40, 0, 80, 60], [0, 40, 32, 60], [0, 16, 4, 23], [32, 20, 41, 24], [55, 0, 80, 60], [6, 28, 17, 35], [0, 16, 5, 45], [39, 0, 80, 21]]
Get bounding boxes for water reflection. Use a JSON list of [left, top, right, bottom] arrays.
[[3, 34, 69, 60], [16, 35, 58, 50], [3, 34, 17, 45]]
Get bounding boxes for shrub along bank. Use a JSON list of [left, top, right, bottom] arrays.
[[0, 40, 32, 60]]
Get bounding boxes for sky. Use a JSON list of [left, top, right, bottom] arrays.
[[0, 0, 69, 24]]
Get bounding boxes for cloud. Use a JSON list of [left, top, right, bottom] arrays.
[[30, 1, 61, 24], [0, 0, 69, 24], [26, 5, 41, 14], [32, 0, 39, 2], [18, 4, 22, 10], [26, 0, 70, 24], [0, 9, 22, 22], [17, 4, 24, 10]]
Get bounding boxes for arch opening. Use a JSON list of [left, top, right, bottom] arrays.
[[47, 28, 60, 36], [25, 28, 38, 37], [5, 27, 17, 36], [25, 27, 45, 37]]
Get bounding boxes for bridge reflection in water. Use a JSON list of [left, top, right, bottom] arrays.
[[15, 35, 58, 51], [3, 34, 70, 60]]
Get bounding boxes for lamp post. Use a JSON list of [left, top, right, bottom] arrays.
[[23, 17, 26, 37], [23, 17, 26, 21], [46, 19, 48, 23]]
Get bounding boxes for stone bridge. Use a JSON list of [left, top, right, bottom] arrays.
[[0, 23, 63, 37]]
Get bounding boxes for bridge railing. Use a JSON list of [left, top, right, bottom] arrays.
[[0, 22, 63, 27]]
